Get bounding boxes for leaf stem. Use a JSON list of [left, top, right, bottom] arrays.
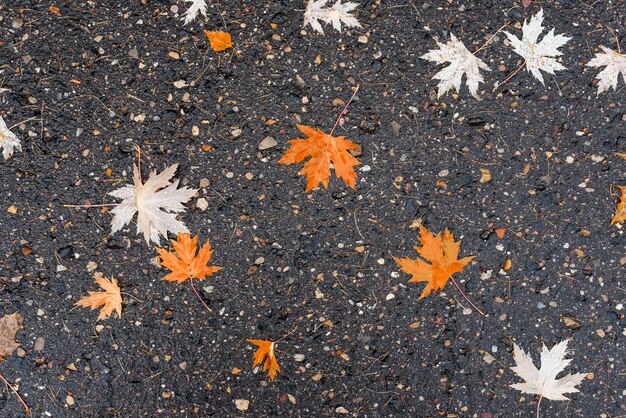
[[0, 370, 31, 417], [190, 278, 212, 313], [63, 203, 122, 208], [448, 276, 485, 316], [536, 394, 543, 418], [330, 85, 360, 136]]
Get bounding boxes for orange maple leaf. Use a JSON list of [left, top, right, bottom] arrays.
[[204, 30, 232, 52], [75, 276, 122, 320], [279, 124, 361, 192], [156, 233, 222, 283], [612, 185, 626, 224], [247, 339, 280, 380], [393, 226, 474, 299]]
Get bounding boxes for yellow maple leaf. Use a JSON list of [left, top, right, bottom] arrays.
[[393, 226, 474, 299], [247, 339, 280, 380], [279, 124, 361, 192], [75, 276, 122, 320], [204, 30, 232, 52], [156, 233, 222, 283], [612, 185, 626, 224]]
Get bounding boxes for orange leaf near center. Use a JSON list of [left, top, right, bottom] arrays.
[[156, 233, 222, 283], [247, 339, 280, 380], [394, 226, 474, 299], [204, 30, 232, 52], [279, 124, 361, 191]]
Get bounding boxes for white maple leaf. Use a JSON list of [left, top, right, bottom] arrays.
[[586, 46, 626, 95], [109, 163, 197, 244], [304, 0, 361, 35], [0, 116, 21, 160], [504, 9, 571, 84], [510, 339, 587, 401], [420, 33, 491, 99], [182, 0, 208, 25]]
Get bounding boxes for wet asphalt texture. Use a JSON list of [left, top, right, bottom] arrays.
[[0, 0, 625, 417]]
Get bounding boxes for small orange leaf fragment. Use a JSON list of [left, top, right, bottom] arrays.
[[503, 258, 512, 270], [247, 339, 280, 380], [393, 226, 474, 299], [611, 185, 626, 224], [279, 124, 361, 192], [156, 233, 222, 283], [48, 5, 62, 16], [494, 227, 507, 238], [204, 30, 232, 52], [75, 276, 122, 320]]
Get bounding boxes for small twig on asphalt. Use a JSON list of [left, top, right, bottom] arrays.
[[493, 62, 525, 92], [190, 278, 212, 313], [473, 23, 508, 55], [0, 370, 31, 417], [448, 276, 485, 316], [607, 27, 621, 54], [330, 85, 360, 136], [275, 326, 298, 343]]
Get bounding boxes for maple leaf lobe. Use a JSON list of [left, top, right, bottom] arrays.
[[611, 185, 626, 225], [0, 116, 21, 160], [303, 0, 361, 35]]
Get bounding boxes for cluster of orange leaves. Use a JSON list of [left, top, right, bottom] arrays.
[[75, 233, 282, 378]]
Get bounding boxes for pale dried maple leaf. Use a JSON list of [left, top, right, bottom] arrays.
[[393, 226, 474, 299], [156, 232, 222, 283], [183, 0, 208, 25], [75, 276, 122, 321], [279, 124, 361, 191], [586, 46, 626, 95], [510, 339, 586, 401], [0, 312, 23, 360], [421, 33, 491, 99], [304, 0, 361, 35], [109, 163, 197, 244], [247, 339, 281, 380], [504, 8, 571, 84], [0, 116, 21, 160]]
